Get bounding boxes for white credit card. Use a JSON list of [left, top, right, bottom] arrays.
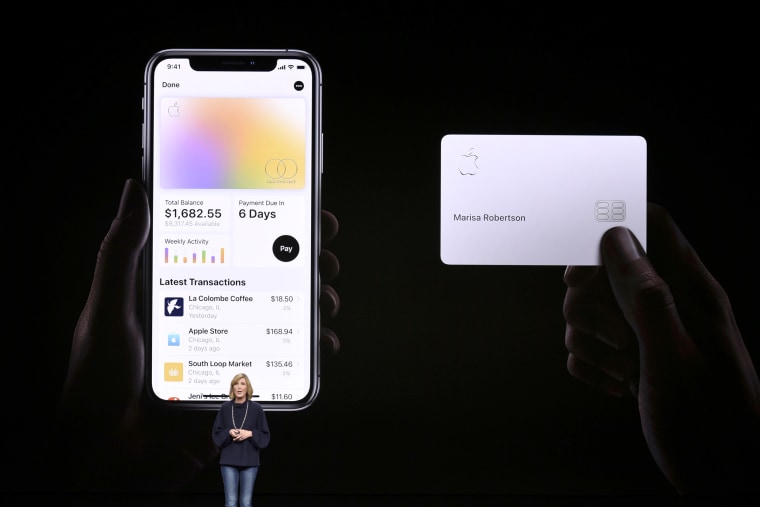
[[440, 135, 647, 266]]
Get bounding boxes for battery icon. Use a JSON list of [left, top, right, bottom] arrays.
[[297, 65, 305, 69]]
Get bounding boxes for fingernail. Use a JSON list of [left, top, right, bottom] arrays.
[[117, 179, 140, 219], [602, 227, 645, 264]]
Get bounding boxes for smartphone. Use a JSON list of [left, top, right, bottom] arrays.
[[142, 49, 322, 410]]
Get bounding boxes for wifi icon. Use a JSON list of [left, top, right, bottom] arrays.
[[288, 64, 294, 69]]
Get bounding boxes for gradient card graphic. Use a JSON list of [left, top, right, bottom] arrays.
[[160, 97, 306, 189]]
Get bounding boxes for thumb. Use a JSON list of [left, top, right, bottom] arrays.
[[62, 179, 150, 421], [603, 207, 756, 394], [89, 178, 151, 316], [599, 226, 696, 389], [76, 178, 150, 338]]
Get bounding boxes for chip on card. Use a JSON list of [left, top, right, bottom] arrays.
[[440, 135, 647, 266]]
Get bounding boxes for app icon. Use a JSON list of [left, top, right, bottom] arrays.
[[165, 297, 183, 316], [164, 362, 183, 381], [168, 332, 180, 346]]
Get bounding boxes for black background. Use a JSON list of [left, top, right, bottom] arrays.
[[9, 3, 758, 501]]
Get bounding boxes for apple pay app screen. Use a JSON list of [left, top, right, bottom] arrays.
[[147, 56, 318, 407]]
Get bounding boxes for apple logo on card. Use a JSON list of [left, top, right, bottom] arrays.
[[458, 148, 479, 175], [168, 102, 180, 117]]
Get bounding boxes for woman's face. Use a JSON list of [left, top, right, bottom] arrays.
[[233, 377, 248, 398]]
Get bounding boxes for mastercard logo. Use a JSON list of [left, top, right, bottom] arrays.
[[265, 158, 298, 179]]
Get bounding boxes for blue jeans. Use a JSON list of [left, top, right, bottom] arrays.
[[221, 465, 259, 507]]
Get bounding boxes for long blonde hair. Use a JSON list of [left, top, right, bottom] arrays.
[[228, 372, 253, 400]]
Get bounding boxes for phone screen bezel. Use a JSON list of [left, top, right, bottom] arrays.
[[142, 48, 323, 411]]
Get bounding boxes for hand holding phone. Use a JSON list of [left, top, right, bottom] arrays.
[[57, 179, 218, 492], [55, 48, 338, 491], [57, 177, 341, 490]]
